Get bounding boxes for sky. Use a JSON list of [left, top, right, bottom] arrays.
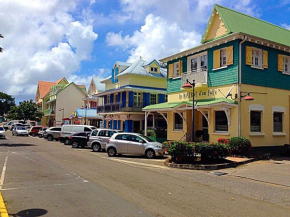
[[0, 0, 290, 103]]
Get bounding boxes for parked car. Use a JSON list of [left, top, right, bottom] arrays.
[[6, 121, 18, 130], [29, 126, 44, 137], [106, 133, 164, 159], [38, 128, 47, 138], [10, 123, 25, 131], [12, 126, 29, 136], [43, 127, 62, 141], [60, 125, 97, 145], [70, 132, 91, 148], [0, 127, 5, 139], [88, 129, 121, 152]]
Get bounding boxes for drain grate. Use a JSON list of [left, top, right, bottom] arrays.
[[211, 171, 228, 176]]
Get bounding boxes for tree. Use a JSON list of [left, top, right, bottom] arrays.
[[6, 100, 43, 123], [0, 92, 16, 116], [0, 34, 3, 52]]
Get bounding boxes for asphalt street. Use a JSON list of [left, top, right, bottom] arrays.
[[0, 131, 289, 217]]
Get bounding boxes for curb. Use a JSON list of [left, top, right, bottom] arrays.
[[0, 192, 8, 217], [164, 153, 271, 170]]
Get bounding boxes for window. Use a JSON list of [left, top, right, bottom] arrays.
[[215, 111, 228, 132], [127, 135, 144, 143], [174, 113, 183, 130], [250, 111, 261, 132], [154, 68, 157, 72], [284, 57, 290, 73], [115, 134, 128, 140], [107, 95, 110, 104], [220, 49, 227, 67], [91, 130, 98, 136], [252, 48, 262, 68], [134, 92, 141, 106], [150, 67, 158, 73], [114, 94, 118, 103], [98, 130, 109, 137], [84, 127, 92, 132], [165, 95, 168, 102], [188, 53, 207, 72], [273, 112, 283, 132], [150, 94, 157, 105], [173, 62, 180, 78]]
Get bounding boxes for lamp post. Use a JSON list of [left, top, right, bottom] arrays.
[[182, 79, 195, 142], [58, 108, 64, 126], [82, 105, 88, 125]]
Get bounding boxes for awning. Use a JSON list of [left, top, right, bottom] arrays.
[[75, 108, 103, 119], [143, 98, 237, 111]]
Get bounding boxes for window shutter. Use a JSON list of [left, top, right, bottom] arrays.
[[168, 64, 173, 78], [213, 50, 220, 69], [179, 60, 183, 76], [246, 46, 252, 65], [226, 46, 233, 65], [262, 50, 268, 69], [111, 68, 114, 83], [278, 54, 284, 72]]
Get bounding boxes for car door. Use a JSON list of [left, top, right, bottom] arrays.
[[114, 134, 129, 154], [52, 128, 61, 138], [77, 132, 88, 147], [127, 135, 145, 155]]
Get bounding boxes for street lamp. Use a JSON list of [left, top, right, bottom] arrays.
[[58, 108, 64, 125], [182, 79, 195, 142]]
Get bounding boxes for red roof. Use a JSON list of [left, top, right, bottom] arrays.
[[37, 81, 55, 99]]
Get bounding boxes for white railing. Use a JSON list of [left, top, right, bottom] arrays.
[[181, 68, 208, 86]]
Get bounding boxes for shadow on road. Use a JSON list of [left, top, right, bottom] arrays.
[[10, 208, 47, 217], [0, 143, 36, 147]]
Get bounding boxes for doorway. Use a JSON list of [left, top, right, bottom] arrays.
[[202, 115, 209, 142], [133, 121, 140, 133]]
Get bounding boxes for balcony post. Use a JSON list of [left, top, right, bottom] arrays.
[[144, 111, 148, 136]]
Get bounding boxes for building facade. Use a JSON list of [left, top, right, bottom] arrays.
[[144, 4, 290, 148], [96, 58, 167, 133]]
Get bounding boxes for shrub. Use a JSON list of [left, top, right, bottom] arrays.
[[195, 143, 229, 162], [229, 137, 252, 155], [217, 138, 230, 145], [147, 129, 156, 138]]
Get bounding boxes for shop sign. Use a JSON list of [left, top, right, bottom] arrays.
[[179, 89, 218, 100]]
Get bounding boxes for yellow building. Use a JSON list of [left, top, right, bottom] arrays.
[[144, 4, 290, 150]]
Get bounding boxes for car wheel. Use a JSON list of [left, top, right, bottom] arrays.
[[72, 141, 79, 148], [107, 147, 117, 157], [145, 149, 155, 159], [32, 133, 36, 137], [64, 139, 70, 145], [92, 143, 101, 152], [38, 135, 42, 138], [47, 135, 53, 141]]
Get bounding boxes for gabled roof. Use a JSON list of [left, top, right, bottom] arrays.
[[55, 77, 68, 84], [115, 61, 131, 67], [37, 81, 55, 99], [202, 4, 290, 47], [57, 82, 87, 96]]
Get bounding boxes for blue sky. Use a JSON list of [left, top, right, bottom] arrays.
[[0, 0, 290, 103]]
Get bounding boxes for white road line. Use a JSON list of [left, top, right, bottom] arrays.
[[0, 151, 9, 190]]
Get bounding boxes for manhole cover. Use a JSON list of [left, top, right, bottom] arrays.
[[211, 171, 228, 176]]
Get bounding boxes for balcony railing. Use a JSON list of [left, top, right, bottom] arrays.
[[181, 68, 208, 87], [97, 101, 143, 113]]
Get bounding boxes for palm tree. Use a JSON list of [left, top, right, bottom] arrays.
[[0, 34, 3, 52]]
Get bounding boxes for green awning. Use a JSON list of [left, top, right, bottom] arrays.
[[143, 98, 237, 111]]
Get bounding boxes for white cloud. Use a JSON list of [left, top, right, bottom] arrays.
[[108, 0, 259, 62], [0, 0, 98, 101], [282, 24, 290, 30], [68, 75, 105, 91]]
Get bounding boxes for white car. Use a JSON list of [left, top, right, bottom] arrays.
[[0, 127, 5, 139], [12, 126, 29, 136]]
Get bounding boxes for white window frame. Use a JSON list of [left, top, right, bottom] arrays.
[[173, 62, 180, 78], [214, 110, 228, 133], [174, 113, 183, 130], [272, 106, 286, 136], [134, 92, 141, 104], [187, 52, 208, 73], [252, 48, 263, 68], [249, 104, 264, 136], [220, 49, 227, 67], [284, 56, 290, 74]]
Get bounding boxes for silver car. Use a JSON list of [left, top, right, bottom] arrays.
[[88, 129, 121, 152], [106, 133, 164, 159], [12, 126, 29, 136]]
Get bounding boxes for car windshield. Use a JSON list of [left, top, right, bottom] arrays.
[[17, 127, 26, 130], [0, 127, 4, 131], [140, 135, 155, 142]]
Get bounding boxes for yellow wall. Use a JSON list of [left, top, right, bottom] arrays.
[[129, 75, 167, 89], [205, 10, 228, 42], [240, 84, 290, 147]]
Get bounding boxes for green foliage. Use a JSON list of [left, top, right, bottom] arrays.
[[0, 92, 16, 116], [229, 137, 252, 155], [147, 129, 156, 138], [6, 100, 43, 122]]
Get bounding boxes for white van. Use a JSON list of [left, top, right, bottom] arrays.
[[60, 125, 96, 145]]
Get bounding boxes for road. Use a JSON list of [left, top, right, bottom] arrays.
[[0, 131, 289, 217]]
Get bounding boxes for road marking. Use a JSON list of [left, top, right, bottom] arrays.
[[0, 151, 9, 190], [0, 192, 8, 217], [98, 155, 169, 170]]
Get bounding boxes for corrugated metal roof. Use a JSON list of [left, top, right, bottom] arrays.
[[75, 108, 103, 119], [202, 4, 290, 47]]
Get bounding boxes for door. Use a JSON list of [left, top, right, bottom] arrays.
[[202, 115, 209, 142], [114, 134, 129, 154], [133, 121, 140, 133], [127, 135, 145, 154]]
